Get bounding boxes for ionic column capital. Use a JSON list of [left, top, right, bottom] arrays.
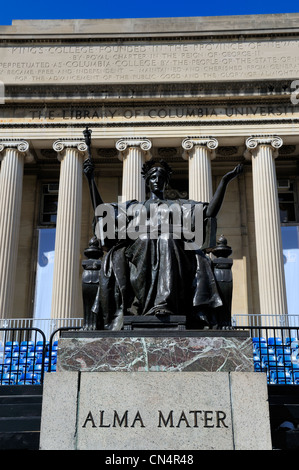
[[116, 137, 152, 161], [0, 139, 33, 163], [53, 140, 88, 161], [182, 137, 218, 160], [244, 135, 283, 160]]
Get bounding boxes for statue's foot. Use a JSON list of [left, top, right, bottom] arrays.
[[105, 309, 124, 331], [199, 315, 211, 330], [191, 312, 211, 329], [218, 324, 233, 330], [80, 323, 97, 331]]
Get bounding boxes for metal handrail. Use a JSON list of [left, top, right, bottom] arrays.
[[47, 326, 81, 366], [0, 327, 47, 385]]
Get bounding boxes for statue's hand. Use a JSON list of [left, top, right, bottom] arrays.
[[224, 163, 243, 182], [83, 158, 94, 180]]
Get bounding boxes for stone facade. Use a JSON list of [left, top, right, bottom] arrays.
[[0, 14, 299, 323]]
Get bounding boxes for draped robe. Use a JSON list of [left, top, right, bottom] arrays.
[[95, 198, 222, 328]]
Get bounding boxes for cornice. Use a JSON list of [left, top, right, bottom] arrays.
[[1, 118, 299, 129], [2, 32, 299, 43], [2, 14, 299, 41]]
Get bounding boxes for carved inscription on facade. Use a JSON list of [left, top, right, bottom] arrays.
[[1, 104, 298, 124], [1, 39, 299, 84]]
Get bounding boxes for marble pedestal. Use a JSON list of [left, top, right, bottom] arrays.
[[56, 330, 254, 373], [39, 330, 272, 450]]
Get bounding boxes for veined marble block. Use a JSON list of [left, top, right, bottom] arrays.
[[57, 330, 253, 373]]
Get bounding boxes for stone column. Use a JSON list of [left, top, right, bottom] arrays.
[[182, 137, 218, 202], [0, 140, 30, 319], [51, 140, 87, 321], [116, 138, 152, 202], [244, 136, 288, 320]]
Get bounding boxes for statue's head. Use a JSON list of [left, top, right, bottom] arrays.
[[141, 159, 173, 188]]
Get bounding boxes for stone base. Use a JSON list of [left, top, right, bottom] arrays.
[[39, 330, 272, 450], [57, 330, 254, 373], [40, 371, 272, 450]]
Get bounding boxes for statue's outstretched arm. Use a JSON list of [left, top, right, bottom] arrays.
[[206, 164, 243, 218], [83, 159, 103, 209]]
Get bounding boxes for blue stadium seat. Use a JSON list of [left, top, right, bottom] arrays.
[[270, 370, 293, 384], [36, 357, 49, 366], [253, 351, 260, 360], [9, 365, 23, 382], [17, 373, 40, 385], [20, 341, 35, 353], [5, 351, 19, 359], [28, 364, 43, 373], [252, 337, 266, 348], [17, 358, 32, 370], [19, 345, 34, 355], [268, 337, 282, 346], [275, 346, 291, 356], [46, 351, 57, 361], [278, 355, 292, 368], [293, 371, 299, 384], [254, 360, 266, 372], [1, 373, 16, 385], [285, 337, 298, 345], [253, 337, 266, 343], [262, 355, 277, 368], [26, 352, 37, 361], [12, 353, 21, 361], [260, 346, 275, 355], [28, 364, 43, 381], [5, 341, 18, 348]]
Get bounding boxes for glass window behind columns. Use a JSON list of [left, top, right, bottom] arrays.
[[40, 183, 59, 225], [282, 226, 299, 326], [278, 179, 297, 223], [33, 184, 58, 330], [279, 179, 299, 326]]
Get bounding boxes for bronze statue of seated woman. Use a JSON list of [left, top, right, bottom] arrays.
[[83, 155, 242, 331]]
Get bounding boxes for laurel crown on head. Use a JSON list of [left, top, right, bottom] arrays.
[[141, 159, 173, 183]]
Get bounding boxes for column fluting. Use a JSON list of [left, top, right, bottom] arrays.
[[182, 137, 218, 202], [116, 138, 152, 202], [50, 140, 87, 320], [245, 136, 288, 320], [0, 141, 30, 319]]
